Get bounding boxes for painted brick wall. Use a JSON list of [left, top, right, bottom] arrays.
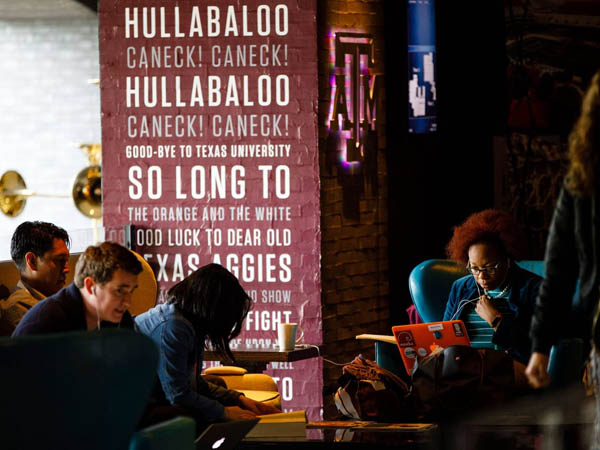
[[0, 17, 102, 258], [317, 0, 390, 418]]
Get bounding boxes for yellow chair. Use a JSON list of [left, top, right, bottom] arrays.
[[129, 251, 158, 316], [0, 259, 20, 297]]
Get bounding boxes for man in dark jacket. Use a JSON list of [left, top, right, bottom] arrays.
[[13, 241, 142, 336]]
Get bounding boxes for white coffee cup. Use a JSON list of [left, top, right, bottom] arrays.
[[277, 322, 304, 351]]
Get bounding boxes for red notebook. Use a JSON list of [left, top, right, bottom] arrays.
[[391, 320, 471, 375]]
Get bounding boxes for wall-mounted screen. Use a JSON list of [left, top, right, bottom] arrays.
[[408, 0, 437, 133]]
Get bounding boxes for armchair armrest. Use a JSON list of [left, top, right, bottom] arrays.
[[204, 366, 278, 391], [548, 338, 585, 390], [203, 366, 281, 408]]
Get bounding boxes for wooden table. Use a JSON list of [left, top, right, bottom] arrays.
[[205, 344, 320, 372]]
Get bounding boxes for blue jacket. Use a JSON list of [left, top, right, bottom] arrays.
[[443, 266, 542, 364], [134, 303, 241, 421]]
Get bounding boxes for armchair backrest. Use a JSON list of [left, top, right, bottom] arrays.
[[0, 329, 158, 450], [408, 259, 548, 323], [0, 250, 156, 316], [130, 250, 158, 316], [409, 259, 469, 323]]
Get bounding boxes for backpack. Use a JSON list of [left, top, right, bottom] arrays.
[[410, 345, 516, 419], [334, 356, 414, 421]]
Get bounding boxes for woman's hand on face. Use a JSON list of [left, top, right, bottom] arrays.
[[238, 395, 280, 415], [525, 352, 551, 389], [224, 406, 257, 420], [475, 295, 500, 326]]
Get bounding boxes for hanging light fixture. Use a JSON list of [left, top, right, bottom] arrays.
[[72, 143, 102, 219]]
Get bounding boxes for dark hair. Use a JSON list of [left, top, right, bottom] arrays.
[[446, 209, 528, 266], [566, 70, 600, 197], [10, 221, 70, 272], [74, 241, 142, 288], [167, 264, 252, 360]]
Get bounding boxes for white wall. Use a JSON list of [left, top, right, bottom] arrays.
[[0, 17, 103, 259]]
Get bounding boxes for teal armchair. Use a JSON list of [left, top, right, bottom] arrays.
[[0, 329, 195, 450], [403, 259, 584, 389]]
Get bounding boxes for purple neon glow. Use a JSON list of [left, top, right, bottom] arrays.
[[327, 28, 374, 169]]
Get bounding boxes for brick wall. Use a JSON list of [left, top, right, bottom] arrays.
[[0, 17, 102, 257], [317, 0, 390, 418]]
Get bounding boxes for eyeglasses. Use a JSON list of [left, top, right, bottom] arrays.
[[466, 262, 503, 276]]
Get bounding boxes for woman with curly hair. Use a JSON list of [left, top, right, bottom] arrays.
[[526, 70, 600, 390], [443, 209, 542, 365]]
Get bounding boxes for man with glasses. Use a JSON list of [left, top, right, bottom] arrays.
[[13, 241, 142, 336], [0, 221, 70, 335]]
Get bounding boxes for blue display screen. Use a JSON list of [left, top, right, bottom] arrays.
[[408, 0, 437, 133]]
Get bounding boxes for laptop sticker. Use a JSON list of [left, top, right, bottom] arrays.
[[427, 323, 444, 331], [396, 331, 415, 347], [453, 322, 465, 337], [404, 348, 417, 358]]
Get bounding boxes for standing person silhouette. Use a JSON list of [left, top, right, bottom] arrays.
[[526, 70, 600, 388], [525, 70, 600, 444]]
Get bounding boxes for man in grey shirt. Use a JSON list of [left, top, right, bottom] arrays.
[[0, 221, 70, 335]]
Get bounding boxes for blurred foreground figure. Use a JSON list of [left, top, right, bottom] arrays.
[[526, 70, 600, 445]]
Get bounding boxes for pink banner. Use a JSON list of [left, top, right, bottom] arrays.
[[99, 0, 321, 419]]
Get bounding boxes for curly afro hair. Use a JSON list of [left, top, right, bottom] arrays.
[[446, 209, 528, 266]]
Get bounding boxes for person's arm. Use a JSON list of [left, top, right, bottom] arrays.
[[196, 373, 243, 406], [529, 186, 579, 355], [157, 319, 241, 421], [12, 301, 66, 337], [527, 186, 579, 388], [492, 274, 542, 364], [196, 363, 279, 415], [1, 290, 34, 331]]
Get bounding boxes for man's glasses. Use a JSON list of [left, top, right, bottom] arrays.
[[466, 261, 503, 276]]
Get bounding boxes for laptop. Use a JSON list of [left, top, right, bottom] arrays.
[[391, 320, 471, 375], [195, 419, 259, 450]]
